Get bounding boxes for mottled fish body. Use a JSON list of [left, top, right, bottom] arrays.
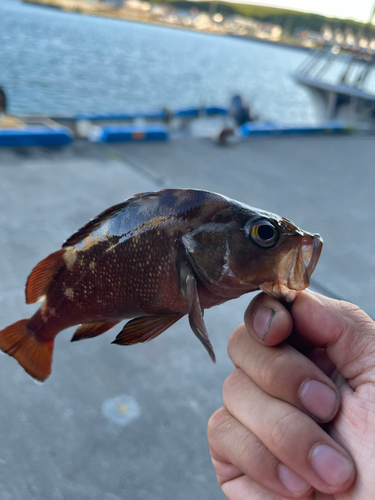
[[0, 189, 322, 381]]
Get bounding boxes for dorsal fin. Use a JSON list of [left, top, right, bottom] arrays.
[[25, 249, 66, 304], [62, 192, 154, 248]]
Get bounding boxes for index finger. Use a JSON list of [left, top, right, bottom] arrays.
[[291, 291, 375, 389]]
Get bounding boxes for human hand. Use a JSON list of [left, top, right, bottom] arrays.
[[207, 291, 375, 499]]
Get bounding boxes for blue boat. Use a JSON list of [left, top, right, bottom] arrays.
[[293, 4, 375, 127]]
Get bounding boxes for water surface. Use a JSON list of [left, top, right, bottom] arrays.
[[1, 0, 317, 122]]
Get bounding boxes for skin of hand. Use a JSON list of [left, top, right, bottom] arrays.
[[207, 290, 375, 499]]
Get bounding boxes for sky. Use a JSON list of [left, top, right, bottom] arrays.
[[222, 0, 375, 22]]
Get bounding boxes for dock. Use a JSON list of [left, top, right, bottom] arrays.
[[0, 134, 374, 499]]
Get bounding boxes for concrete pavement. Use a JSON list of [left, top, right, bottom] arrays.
[[0, 134, 374, 499]]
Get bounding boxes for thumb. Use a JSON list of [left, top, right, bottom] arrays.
[[291, 291, 375, 389]]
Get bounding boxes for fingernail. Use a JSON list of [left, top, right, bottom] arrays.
[[299, 380, 339, 422], [278, 464, 310, 495], [253, 306, 275, 340], [310, 444, 354, 487]]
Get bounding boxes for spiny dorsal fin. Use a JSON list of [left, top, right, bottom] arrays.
[[71, 321, 119, 342], [25, 249, 66, 304], [112, 314, 183, 345], [62, 192, 154, 248]]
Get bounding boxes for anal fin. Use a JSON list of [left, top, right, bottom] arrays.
[[112, 314, 182, 345], [71, 321, 119, 342], [26, 249, 66, 304]]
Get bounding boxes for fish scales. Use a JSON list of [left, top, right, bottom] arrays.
[[0, 189, 323, 381], [25, 191, 225, 342]]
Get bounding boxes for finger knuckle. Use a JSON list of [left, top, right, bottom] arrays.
[[260, 349, 290, 391], [337, 300, 373, 331], [336, 301, 375, 375], [207, 407, 232, 445], [222, 368, 246, 404], [227, 324, 246, 360], [238, 434, 270, 470], [268, 409, 299, 449]]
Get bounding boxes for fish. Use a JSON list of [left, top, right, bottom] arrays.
[[0, 189, 322, 382]]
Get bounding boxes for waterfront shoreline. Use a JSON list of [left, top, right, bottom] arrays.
[[22, 0, 310, 51]]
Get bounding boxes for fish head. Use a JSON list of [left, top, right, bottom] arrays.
[[241, 216, 322, 302], [182, 205, 322, 303]]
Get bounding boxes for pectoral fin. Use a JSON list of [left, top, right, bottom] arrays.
[[71, 321, 119, 342], [180, 268, 216, 363], [112, 314, 183, 345]]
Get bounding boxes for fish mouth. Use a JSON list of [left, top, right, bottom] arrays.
[[260, 233, 323, 303]]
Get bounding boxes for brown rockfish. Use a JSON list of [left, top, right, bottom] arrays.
[[0, 189, 322, 382]]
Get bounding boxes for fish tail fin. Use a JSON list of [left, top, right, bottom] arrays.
[[0, 319, 54, 382]]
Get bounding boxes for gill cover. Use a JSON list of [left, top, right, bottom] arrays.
[[182, 223, 232, 283]]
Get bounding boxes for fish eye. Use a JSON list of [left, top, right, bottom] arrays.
[[246, 220, 279, 248]]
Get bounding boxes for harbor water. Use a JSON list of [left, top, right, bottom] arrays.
[[1, 0, 318, 122]]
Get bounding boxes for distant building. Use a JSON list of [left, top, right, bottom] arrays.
[[255, 23, 282, 41], [150, 4, 170, 17], [124, 0, 151, 10], [100, 0, 123, 6]]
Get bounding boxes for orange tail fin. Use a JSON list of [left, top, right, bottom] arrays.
[[0, 319, 54, 382]]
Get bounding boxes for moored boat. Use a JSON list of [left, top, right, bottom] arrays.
[[293, 4, 375, 127]]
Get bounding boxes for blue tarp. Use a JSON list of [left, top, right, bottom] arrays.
[[76, 111, 166, 121], [239, 120, 354, 137], [76, 106, 228, 122], [89, 124, 169, 143], [0, 126, 73, 147]]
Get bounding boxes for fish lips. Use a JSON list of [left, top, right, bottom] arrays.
[[260, 232, 323, 303], [289, 232, 323, 288]]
